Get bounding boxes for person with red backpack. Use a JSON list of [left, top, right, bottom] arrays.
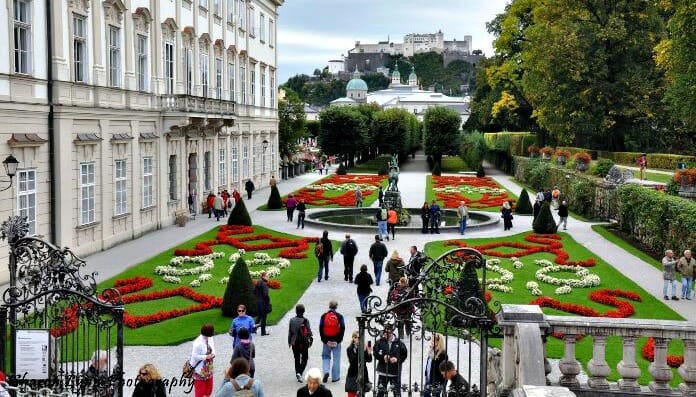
[[319, 300, 346, 383]]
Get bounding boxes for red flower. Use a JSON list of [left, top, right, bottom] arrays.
[[287, 174, 386, 207], [642, 337, 684, 368], [432, 175, 515, 209]]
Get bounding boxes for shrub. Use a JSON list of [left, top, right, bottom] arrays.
[[556, 146, 598, 159], [483, 132, 535, 156], [527, 145, 540, 156], [592, 159, 615, 177], [228, 198, 253, 226], [647, 154, 696, 170], [432, 162, 442, 176], [267, 185, 282, 209], [477, 164, 485, 177], [515, 189, 533, 214], [426, 155, 434, 170], [460, 131, 488, 169], [221, 256, 257, 317], [526, 160, 551, 191], [574, 152, 592, 164], [336, 164, 347, 175], [665, 180, 680, 196], [567, 179, 594, 215], [533, 202, 558, 234]]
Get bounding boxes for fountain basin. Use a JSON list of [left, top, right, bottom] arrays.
[[305, 208, 499, 233]]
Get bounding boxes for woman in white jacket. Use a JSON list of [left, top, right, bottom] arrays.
[[191, 323, 216, 397]]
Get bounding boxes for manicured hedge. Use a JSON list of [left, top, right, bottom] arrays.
[[568, 149, 696, 170], [616, 184, 696, 256], [483, 132, 536, 157]]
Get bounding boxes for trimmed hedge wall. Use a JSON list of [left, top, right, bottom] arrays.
[[596, 151, 696, 170], [483, 132, 536, 157]]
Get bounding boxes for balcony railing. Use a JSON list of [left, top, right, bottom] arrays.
[[162, 94, 235, 115]]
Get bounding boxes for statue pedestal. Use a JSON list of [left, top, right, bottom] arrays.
[[384, 190, 402, 210]]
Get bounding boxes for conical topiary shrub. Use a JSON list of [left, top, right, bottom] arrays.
[[515, 189, 533, 215], [476, 164, 485, 177], [267, 185, 282, 209], [336, 164, 347, 175], [432, 162, 442, 176], [228, 197, 252, 226], [221, 256, 257, 317], [533, 202, 558, 234]]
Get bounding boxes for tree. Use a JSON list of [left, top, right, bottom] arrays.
[[278, 89, 306, 158], [372, 109, 414, 159], [221, 257, 257, 317], [228, 199, 252, 226], [533, 202, 557, 234], [423, 106, 462, 167], [515, 189, 533, 214], [267, 185, 282, 209], [318, 106, 366, 167]]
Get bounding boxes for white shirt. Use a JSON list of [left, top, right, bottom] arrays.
[[190, 335, 215, 374]]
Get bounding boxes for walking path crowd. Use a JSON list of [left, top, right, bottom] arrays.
[[7, 153, 691, 396]]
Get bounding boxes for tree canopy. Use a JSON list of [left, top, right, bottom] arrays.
[[424, 106, 462, 166], [278, 89, 306, 158], [318, 106, 367, 166]]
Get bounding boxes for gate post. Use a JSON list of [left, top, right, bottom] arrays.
[[357, 315, 366, 396], [0, 307, 6, 374]]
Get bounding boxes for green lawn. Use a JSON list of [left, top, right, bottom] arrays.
[[348, 155, 391, 173], [426, 175, 519, 212], [98, 225, 339, 346], [441, 156, 471, 173], [615, 166, 672, 184], [425, 231, 684, 386]]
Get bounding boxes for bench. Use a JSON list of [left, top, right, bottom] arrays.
[[174, 209, 189, 226]]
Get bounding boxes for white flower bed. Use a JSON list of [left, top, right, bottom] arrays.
[[433, 186, 507, 195], [221, 250, 290, 283], [306, 182, 379, 192], [162, 275, 181, 284], [535, 265, 601, 290], [555, 286, 572, 295], [526, 281, 543, 296], [479, 259, 514, 293], [155, 252, 224, 279]]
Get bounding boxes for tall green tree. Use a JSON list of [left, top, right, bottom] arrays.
[[372, 108, 415, 159], [423, 106, 462, 166], [318, 106, 367, 167], [278, 90, 306, 158]]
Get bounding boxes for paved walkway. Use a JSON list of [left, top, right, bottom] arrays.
[[8, 155, 693, 396]]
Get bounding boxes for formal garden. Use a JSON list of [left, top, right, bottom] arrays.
[[426, 175, 517, 211]]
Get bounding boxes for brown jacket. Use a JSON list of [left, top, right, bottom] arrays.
[[678, 256, 696, 278]]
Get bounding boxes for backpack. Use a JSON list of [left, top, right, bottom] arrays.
[[230, 378, 254, 397], [315, 243, 324, 258], [323, 311, 341, 338], [296, 318, 313, 348]]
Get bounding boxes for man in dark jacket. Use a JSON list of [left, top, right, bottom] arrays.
[[557, 200, 569, 230], [340, 234, 359, 282], [319, 301, 346, 383], [245, 179, 255, 199], [317, 230, 334, 282], [288, 304, 312, 382], [369, 235, 389, 286], [439, 361, 469, 396], [254, 271, 271, 336], [407, 246, 426, 287], [374, 325, 407, 397]]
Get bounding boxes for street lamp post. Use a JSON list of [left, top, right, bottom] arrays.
[[0, 155, 19, 192]]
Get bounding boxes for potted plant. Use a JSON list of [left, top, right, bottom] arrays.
[[540, 146, 554, 161], [574, 152, 592, 172], [674, 168, 696, 197], [555, 149, 571, 166], [528, 145, 540, 158]]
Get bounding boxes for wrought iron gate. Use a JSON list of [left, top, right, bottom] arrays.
[[0, 216, 124, 396], [357, 247, 499, 396]]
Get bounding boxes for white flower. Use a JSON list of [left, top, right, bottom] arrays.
[[535, 265, 601, 289], [534, 259, 554, 267], [526, 281, 542, 296], [190, 279, 201, 287], [480, 263, 514, 286], [487, 284, 513, 293], [513, 261, 524, 269], [162, 275, 181, 284], [219, 278, 229, 284], [555, 286, 572, 295]]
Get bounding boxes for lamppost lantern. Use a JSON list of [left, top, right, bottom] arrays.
[[0, 154, 19, 192], [262, 139, 269, 152]]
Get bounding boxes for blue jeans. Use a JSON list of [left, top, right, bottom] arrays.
[[378, 221, 388, 240], [358, 293, 369, 312], [322, 342, 341, 381], [373, 260, 384, 286], [459, 218, 467, 234], [682, 277, 692, 299], [664, 279, 677, 297], [318, 256, 330, 280]]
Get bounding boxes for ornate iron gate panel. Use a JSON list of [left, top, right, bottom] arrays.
[[357, 247, 497, 396], [0, 216, 124, 396]]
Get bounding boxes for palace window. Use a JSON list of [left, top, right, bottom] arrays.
[[168, 155, 177, 200], [238, 0, 245, 30], [185, 47, 193, 95], [242, 142, 249, 179], [218, 148, 226, 186], [215, 57, 223, 99], [114, 160, 127, 215], [17, 169, 36, 236], [73, 15, 87, 82], [270, 71, 275, 107], [250, 69, 256, 105], [108, 26, 121, 87], [13, 0, 31, 74], [136, 35, 148, 91], [240, 62, 247, 104], [231, 146, 238, 183], [204, 151, 212, 191], [259, 13, 265, 42], [164, 42, 175, 94], [249, 6, 255, 37], [228, 60, 235, 101], [260, 67, 266, 107], [143, 157, 154, 208], [269, 19, 274, 46], [80, 162, 96, 225], [200, 52, 209, 97]]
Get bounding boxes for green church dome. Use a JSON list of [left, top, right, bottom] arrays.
[[346, 77, 368, 91]]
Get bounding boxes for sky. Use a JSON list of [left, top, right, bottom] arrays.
[[276, 0, 510, 83]]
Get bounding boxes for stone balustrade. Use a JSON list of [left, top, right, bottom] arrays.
[[497, 304, 696, 396], [161, 94, 235, 115]]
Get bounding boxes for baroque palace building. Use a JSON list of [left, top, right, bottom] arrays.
[[0, 0, 283, 283]]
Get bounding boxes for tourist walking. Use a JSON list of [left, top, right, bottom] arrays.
[[222, 190, 230, 216], [663, 250, 679, 300], [345, 331, 373, 397], [355, 186, 363, 207], [385, 250, 406, 287], [551, 186, 561, 209], [557, 201, 569, 230], [316, 231, 334, 282], [407, 246, 426, 286], [388, 277, 415, 338], [378, 187, 384, 207], [637, 153, 648, 180], [254, 271, 271, 336], [288, 304, 313, 382], [456, 201, 468, 235], [190, 324, 216, 397], [536, 190, 545, 203], [297, 368, 333, 397], [387, 208, 398, 240], [245, 179, 255, 200], [429, 200, 441, 234], [423, 333, 448, 397], [229, 305, 256, 347], [132, 364, 167, 397], [213, 193, 224, 221], [319, 301, 346, 383], [354, 264, 374, 312], [420, 202, 431, 234], [286, 194, 297, 222], [501, 201, 513, 231], [374, 325, 407, 397], [230, 327, 256, 378], [678, 250, 696, 300], [438, 361, 470, 396], [317, 161, 324, 174], [376, 207, 389, 241], [215, 358, 265, 397], [207, 192, 216, 218], [232, 189, 242, 204], [369, 235, 389, 286], [340, 234, 359, 282], [296, 198, 306, 229]]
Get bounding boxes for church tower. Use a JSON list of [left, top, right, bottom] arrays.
[[391, 61, 401, 86], [408, 66, 417, 87], [346, 66, 368, 103]]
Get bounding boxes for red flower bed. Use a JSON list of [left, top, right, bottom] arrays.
[[289, 174, 386, 207], [432, 175, 514, 209], [121, 286, 222, 328], [445, 234, 596, 267], [174, 225, 319, 259], [642, 337, 684, 368]]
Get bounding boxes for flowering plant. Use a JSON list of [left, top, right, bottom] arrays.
[[432, 175, 513, 209], [555, 149, 571, 159], [555, 286, 572, 295], [674, 168, 696, 185], [526, 281, 543, 296], [528, 145, 540, 154], [540, 146, 554, 155], [574, 152, 592, 164]]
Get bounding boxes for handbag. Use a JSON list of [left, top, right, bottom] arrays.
[[182, 360, 201, 379]]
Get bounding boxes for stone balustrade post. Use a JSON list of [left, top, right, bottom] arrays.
[[617, 336, 641, 392], [587, 333, 610, 389], [679, 339, 696, 395], [559, 334, 581, 388], [649, 337, 674, 394]]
